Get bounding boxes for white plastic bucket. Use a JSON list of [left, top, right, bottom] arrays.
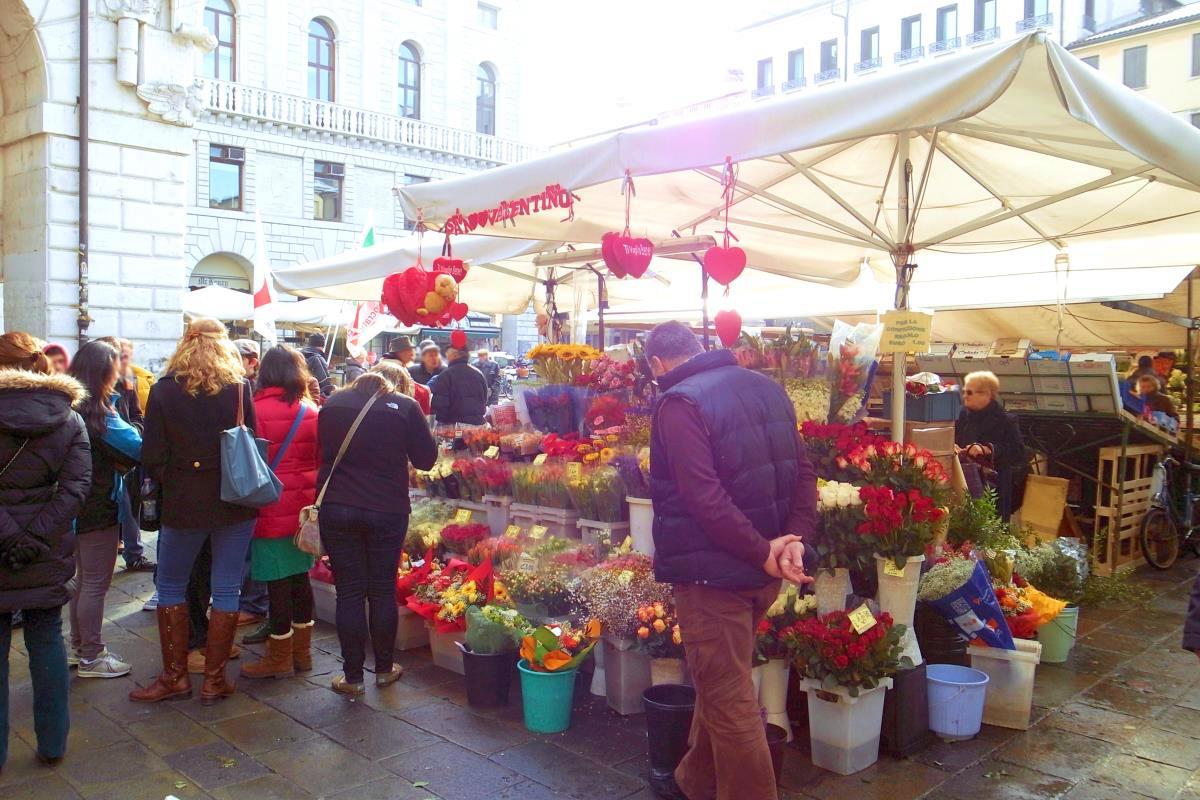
[[627, 497, 655, 555], [926, 664, 989, 740]]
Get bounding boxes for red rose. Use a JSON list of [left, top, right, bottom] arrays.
[[834, 655, 849, 669]]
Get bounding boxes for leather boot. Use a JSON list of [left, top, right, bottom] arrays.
[[129, 604, 191, 703], [291, 621, 314, 671], [200, 610, 240, 705], [240, 631, 295, 679]]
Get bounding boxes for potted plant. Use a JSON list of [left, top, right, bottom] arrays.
[[460, 605, 533, 708], [811, 479, 868, 615], [782, 609, 907, 774], [633, 601, 687, 686], [753, 585, 817, 741], [517, 619, 602, 733]]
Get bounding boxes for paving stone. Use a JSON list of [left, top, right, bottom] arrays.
[[1176, 683, 1200, 712], [1082, 630, 1158, 655], [488, 780, 582, 800], [1044, 643, 1129, 677], [799, 753, 950, 800], [358, 678, 444, 715], [0, 736, 55, 789], [1089, 753, 1191, 799], [126, 711, 222, 756], [209, 708, 318, 755], [382, 741, 522, 800], [934, 759, 1073, 800], [72, 769, 211, 800], [1110, 666, 1195, 701], [535, 700, 647, 764], [56, 739, 171, 789], [322, 710, 440, 760], [162, 740, 270, 791], [257, 736, 388, 796], [1061, 779, 1156, 799], [1126, 726, 1200, 770], [1079, 678, 1175, 718], [399, 698, 531, 755], [0, 773, 83, 800], [490, 740, 644, 799], [260, 684, 376, 729], [993, 724, 1116, 781], [14, 705, 130, 755], [1150, 705, 1200, 738], [175, 691, 271, 725], [324, 777, 442, 800], [209, 774, 315, 800], [1030, 665, 1099, 708], [914, 724, 1018, 772]]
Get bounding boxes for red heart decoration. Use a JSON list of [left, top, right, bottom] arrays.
[[433, 256, 468, 283], [381, 266, 430, 326], [615, 236, 654, 279], [714, 309, 742, 348], [601, 232, 626, 279], [449, 302, 469, 321], [450, 329, 468, 350], [704, 246, 746, 287]]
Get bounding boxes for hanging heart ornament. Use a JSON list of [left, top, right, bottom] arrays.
[[714, 309, 743, 347], [704, 245, 746, 287]]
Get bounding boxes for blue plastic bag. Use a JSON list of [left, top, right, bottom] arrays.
[[928, 561, 1015, 650]]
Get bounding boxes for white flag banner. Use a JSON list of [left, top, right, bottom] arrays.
[[344, 213, 386, 358], [251, 209, 277, 347]]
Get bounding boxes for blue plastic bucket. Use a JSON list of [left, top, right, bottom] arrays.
[[926, 664, 989, 740]]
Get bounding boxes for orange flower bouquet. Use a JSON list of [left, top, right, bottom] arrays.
[[519, 619, 602, 672]]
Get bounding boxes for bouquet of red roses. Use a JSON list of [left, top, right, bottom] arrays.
[[858, 485, 946, 567], [782, 609, 908, 695], [799, 420, 882, 483]]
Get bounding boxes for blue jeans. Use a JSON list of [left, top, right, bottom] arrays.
[[157, 521, 255, 613], [320, 503, 408, 683], [1, 606, 69, 769]]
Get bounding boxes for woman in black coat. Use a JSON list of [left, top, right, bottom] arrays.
[[955, 370, 1026, 520], [0, 332, 91, 772], [131, 318, 258, 707]]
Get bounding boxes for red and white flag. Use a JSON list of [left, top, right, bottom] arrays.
[[344, 213, 388, 358], [251, 208, 277, 347]]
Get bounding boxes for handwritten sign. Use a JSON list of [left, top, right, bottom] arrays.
[[453, 509, 473, 524], [484, 446, 500, 459], [880, 310, 934, 354], [848, 604, 878, 635], [529, 525, 548, 540], [533, 454, 548, 466], [566, 462, 583, 481], [518, 553, 538, 573], [883, 560, 908, 578], [504, 525, 523, 539]]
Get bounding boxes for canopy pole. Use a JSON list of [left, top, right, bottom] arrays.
[[673, 230, 711, 349], [1187, 271, 1196, 465], [891, 132, 912, 443]]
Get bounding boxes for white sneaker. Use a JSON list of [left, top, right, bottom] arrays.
[[77, 651, 131, 678], [67, 649, 80, 668], [142, 591, 159, 612]]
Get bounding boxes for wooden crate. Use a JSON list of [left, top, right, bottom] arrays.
[[1091, 444, 1162, 576]]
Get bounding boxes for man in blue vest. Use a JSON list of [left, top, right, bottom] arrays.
[[646, 321, 816, 800]]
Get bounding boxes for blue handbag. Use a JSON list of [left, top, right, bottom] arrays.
[[220, 381, 283, 508]]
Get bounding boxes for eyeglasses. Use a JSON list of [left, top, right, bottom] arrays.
[[963, 389, 986, 396]]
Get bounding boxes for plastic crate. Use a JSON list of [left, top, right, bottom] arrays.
[[881, 391, 962, 422]]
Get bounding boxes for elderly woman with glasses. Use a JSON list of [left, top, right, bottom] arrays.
[[955, 370, 1026, 520]]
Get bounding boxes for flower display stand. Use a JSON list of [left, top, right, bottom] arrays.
[[603, 636, 652, 715], [813, 568, 852, 616], [649, 657, 690, 687], [509, 503, 580, 539], [875, 554, 924, 665], [969, 638, 1042, 730], [757, 658, 793, 741], [482, 494, 512, 536], [880, 662, 931, 757], [427, 625, 466, 675], [395, 607, 429, 651], [578, 519, 631, 558], [311, 577, 337, 625], [800, 678, 892, 775], [450, 499, 489, 526], [627, 497, 655, 555]]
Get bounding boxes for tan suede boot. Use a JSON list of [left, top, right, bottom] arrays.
[[240, 631, 295, 679], [291, 621, 314, 671]]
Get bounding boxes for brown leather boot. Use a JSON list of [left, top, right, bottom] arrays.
[[240, 631, 295, 679], [291, 621, 314, 671], [200, 610, 240, 705], [129, 604, 191, 703]]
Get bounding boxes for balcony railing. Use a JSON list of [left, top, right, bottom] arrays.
[[929, 36, 961, 54], [1016, 13, 1053, 33], [854, 56, 883, 73], [751, 85, 777, 99], [198, 78, 538, 164], [815, 67, 841, 83], [894, 46, 924, 63], [782, 77, 806, 92], [966, 26, 1000, 45]]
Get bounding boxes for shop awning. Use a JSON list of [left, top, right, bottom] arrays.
[[181, 286, 349, 329]]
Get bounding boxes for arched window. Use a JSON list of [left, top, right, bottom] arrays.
[[476, 63, 496, 135], [308, 19, 336, 100], [203, 0, 236, 80], [397, 41, 421, 119]]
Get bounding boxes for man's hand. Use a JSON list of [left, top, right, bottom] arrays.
[[779, 540, 814, 585], [762, 535, 800, 579]]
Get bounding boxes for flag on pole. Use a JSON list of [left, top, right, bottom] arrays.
[[251, 208, 277, 347], [345, 213, 389, 359]]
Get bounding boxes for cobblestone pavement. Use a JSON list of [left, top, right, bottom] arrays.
[[4, 541, 1200, 799]]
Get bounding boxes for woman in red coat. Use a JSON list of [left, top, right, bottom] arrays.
[[241, 346, 320, 679]]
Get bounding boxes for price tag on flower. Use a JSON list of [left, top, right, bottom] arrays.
[[518, 553, 537, 573], [529, 525, 548, 540], [484, 446, 499, 458], [454, 509, 472, 524], [533, 453, 547, 466], [566, 462, 582, 481], [883, 561, 907, 578], [848, 604, 877, 635], [504, 524, 522, 539]]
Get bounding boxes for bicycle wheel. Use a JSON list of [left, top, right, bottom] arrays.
[[1141, 508, 1181, 570]]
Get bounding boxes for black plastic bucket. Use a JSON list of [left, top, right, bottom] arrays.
[[643, 684, 696, 777], [462, 648, 515, 708], [766, 723, 788, 785]]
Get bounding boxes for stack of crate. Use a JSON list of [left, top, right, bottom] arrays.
[[1091, 444, 1162, 575]]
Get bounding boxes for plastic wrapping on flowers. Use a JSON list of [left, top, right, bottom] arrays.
[[827, 321, 883, 424], [519, 619, 602, 672], [755, 584, 817, 663], [511, 463, 571, 509], [407, 558, 494, 633], [465, 605, 534, 655], [781, 609, 908, 696], [440, 523, 490, 556], [405, 501, 455, 557], [567, 466, 628, 522]]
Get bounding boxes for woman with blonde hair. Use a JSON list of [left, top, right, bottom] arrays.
[[372, 360, 430, 415], [955, 370, 1025, 520], [0, 332, 90, 770], [131, 317, 258, 705]]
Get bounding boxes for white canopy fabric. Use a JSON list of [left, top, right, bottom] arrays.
[[395, 32, 1200, 292], [182, 286, 348, 329]]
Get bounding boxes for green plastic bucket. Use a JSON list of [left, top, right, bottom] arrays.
[[1038, 605, 1079, 664], [518, 659, 578, 733]]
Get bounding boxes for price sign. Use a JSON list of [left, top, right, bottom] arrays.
[[848, 604, 878, 635], [484, 446, 500, 458], [529, 525, 548, 540], [883, 561, 908, 578], [504, 525, 523, 539], [518, 553, 538, 573], [566, 462, 583, 481], [880, 310, 934, 354], [453, 509, 473, 524], [533, 453, 548, 466]]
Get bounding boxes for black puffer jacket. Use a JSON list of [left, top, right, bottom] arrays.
[[0, 370, 92, 612], [430, 358, 489, 425]]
